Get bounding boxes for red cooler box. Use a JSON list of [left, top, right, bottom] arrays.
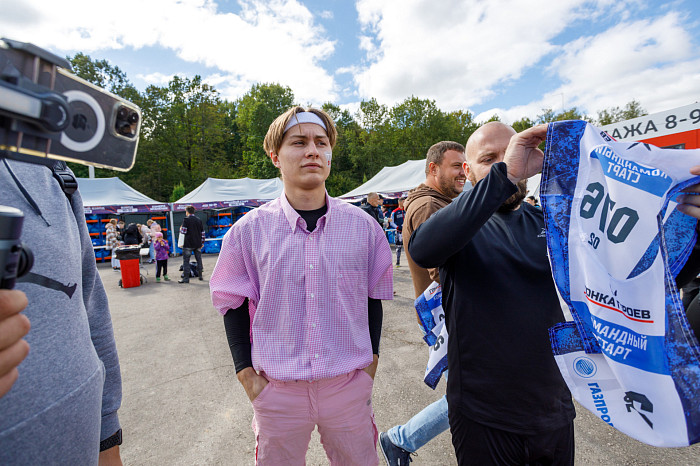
[[115, 246, 141, 288]]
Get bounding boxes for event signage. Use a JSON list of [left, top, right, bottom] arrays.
[[601, 103, 700, 142], [172, 199, 274, 211], [542, 120, 700, 446], [85, 204, 170, 214]]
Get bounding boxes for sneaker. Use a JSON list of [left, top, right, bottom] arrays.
[[156, 277, 161, 282], [164, 275, 170, 281], [178, 279, 189, 284], [198, 276, 204, 281], [379, 432, 413, 465], [395, 263, 401, 268]]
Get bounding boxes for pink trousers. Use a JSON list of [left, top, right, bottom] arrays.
[[251, 369, 379, 465]]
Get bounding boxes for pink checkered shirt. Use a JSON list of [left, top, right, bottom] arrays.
[[210, 192, 393, 381]]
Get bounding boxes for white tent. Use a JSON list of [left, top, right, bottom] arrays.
[[77, 177, 169, 214], [340, 159, 541, 201], [340, 159, 427, 200], [173, 177, 283, 211]]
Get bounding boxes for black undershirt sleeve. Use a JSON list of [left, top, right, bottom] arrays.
[[224, 297, 383, 372], [223, 299, 252, 373], [368, 297, 383, 356]]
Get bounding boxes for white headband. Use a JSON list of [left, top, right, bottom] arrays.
[[284, 112, 327, 133]]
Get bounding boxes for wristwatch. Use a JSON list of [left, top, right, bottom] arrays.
[[99, 428, 122, 452]]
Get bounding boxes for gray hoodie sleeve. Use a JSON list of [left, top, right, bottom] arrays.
[[70, 188, 123, 441]]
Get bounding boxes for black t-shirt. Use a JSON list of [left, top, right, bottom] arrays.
[[409, 162, 575, 434], [361, 204, 383, 225], [182, 214, 204, 249], [122, 223, 140, 245]]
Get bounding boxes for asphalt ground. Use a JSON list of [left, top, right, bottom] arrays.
[[103, 250, 700, 465]]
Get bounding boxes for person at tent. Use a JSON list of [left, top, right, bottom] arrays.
[[409, 122, 700, 464], [153, 232, 170, 282], [178, 205, 204, 283], [362, 192, 384, 226], [146, 219, 161, 263], [116, 220, 125, 241], [379, 141, 466, 465], [122, 222, 140, 245], [139, 223, 152, 263], [105, 218, 121, 270], [389, 198, 406, 268], [210, 106, 393, 464]]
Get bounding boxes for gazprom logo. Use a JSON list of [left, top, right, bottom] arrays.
[[573, 357, 598, 378]]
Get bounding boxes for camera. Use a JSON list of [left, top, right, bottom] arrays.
[[0, 37, 142, 288], [0, 37, 141, 171], [0, 207, 33, 290]]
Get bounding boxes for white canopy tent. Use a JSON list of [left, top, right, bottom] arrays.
[[340, 159, 541, 201], [77, 177, 169, 214], [172, 177, 283, 211], [340, 159, 428, 200]]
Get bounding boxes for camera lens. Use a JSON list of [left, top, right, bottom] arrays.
[[127, 112, 139, 124], [116, 121, 132, 136], [117, 106, 129, 120]]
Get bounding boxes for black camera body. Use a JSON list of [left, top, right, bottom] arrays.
[[0, 38, 142, 289], [0, 38, 141, 171], [0, 207, 33, 290]]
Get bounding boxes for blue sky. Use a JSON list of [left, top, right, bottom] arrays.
[[3, 0, 699, 124]]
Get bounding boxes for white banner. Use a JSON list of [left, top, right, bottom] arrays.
[[542, 120, 700, 446], [414, 281, 448, 388]]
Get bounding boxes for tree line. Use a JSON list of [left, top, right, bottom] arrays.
[[67, 53, 646, 200]]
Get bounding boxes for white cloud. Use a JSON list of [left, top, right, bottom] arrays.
[[352, 0, 700, 122], [137, 72, 178, 87], [0, 0, 339, 104], [481, 11, 700, 125], [352, 0, 623, 110], [547, 12, 700, 116]]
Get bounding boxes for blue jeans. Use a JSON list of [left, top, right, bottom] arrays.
[[181, 247, 203, 281], [387, 371, 450, 452]]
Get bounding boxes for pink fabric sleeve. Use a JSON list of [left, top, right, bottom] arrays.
[[210, 226, 259, 315]]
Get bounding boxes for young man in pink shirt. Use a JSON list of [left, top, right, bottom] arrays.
[[210, 106, 393, 465]]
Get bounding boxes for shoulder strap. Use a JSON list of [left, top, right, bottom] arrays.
[[51, 160, 78, 198]]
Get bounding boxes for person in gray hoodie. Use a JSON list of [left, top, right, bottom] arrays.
[[0, 158, 123, 464]]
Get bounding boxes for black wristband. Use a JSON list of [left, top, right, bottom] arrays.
[[99, 428, 122, 452]]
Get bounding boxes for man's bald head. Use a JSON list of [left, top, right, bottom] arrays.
[[464, 121, 526, 211], [465, 122, 517, 164]]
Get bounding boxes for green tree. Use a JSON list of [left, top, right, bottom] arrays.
[[322, 103, 363, 196], [69, 53, 140, 101], [235, 83, 295, 179], [596, 100, 647, 126], [536, 107, 593, 124], [170, 181, 186, 202], [128, 75, 234, 200], [512, 117, 534, 133]]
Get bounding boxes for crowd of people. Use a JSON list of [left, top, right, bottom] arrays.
[[100, 212, 204, 284], [2, 105, 700, 465]]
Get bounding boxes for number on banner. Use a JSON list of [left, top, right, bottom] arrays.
[[580, 182, 640, 245]]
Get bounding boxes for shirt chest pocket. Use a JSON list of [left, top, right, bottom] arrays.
[[333, 268, 367, 318]]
